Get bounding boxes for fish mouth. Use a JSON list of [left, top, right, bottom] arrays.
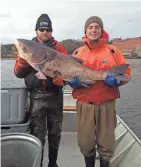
[[15, 39, 20, 48], [16, 39, 25, 47], [15, 39, 23, 55], [15, 39, 25, 51], [15, 39, 29, 61]]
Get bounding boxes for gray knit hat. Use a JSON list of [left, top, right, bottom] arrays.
[[84, 16, 103, 33]]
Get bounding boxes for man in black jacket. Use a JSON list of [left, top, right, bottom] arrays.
[[14, 14, 68, 167]]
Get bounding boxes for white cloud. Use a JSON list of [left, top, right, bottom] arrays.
[[0, 0, 141, 43]]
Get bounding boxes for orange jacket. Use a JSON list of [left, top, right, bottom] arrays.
[[72, 31, 131, 105]]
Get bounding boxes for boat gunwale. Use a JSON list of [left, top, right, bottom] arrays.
[[63, 90, 141, 146]]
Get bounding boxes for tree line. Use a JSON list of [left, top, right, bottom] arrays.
[[1, 39, 140, 58], [1, 39, 112, 58]]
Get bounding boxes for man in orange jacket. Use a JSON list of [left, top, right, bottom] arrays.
[[56, 16, 131, 167], [14, 14, 68, 167]]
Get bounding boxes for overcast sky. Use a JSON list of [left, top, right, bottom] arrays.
[[0, 0, 141, 44]]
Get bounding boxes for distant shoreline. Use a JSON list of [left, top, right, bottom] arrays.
[[1, 58, 16, 60]]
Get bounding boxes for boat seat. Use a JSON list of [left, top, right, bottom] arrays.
[[63, 106, 77, 111]]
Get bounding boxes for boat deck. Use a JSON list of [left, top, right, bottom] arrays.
[[43, 132, 100, 167], [43, 109, 141, 167]]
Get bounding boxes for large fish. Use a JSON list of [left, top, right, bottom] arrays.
[[15, 39, 131, 87]]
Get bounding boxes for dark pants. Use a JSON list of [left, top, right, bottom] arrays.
[[29, 93, 63, 166]]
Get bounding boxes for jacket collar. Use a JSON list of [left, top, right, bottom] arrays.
[[32, 37, 58, 49], [82, 31, 109, 49]]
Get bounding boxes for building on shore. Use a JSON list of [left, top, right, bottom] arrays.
[[112, 37, 141, 58]]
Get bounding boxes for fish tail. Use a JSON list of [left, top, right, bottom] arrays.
[[114, 75, 131, 82], [107, 64, 131, 82]]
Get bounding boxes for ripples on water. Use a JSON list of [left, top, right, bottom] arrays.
[[1, 59, 141, 139], [116, 59, 141, 139]]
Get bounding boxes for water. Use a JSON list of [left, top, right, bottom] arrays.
[[116, 59, 141, 139], [1, 59, 141, 139]]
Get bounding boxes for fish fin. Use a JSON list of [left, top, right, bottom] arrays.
[[108, 64, 129, 75], [114, 75, 131, 82], [81, 83, 89, 87], [35, 72, 47, 80], [81, 81, 95, 87], [68, 55, 84, 64], [82, 80, 95, 84], [81, 83, 90, 88]]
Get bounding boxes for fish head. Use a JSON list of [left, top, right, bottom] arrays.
[[15, 39, 48, 64]]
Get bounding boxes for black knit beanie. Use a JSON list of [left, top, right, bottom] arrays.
[[35, 14, 52, 31], [84, 16, 103, 33]]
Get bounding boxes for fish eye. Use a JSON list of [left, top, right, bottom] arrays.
[[23, 47, 27, 52]]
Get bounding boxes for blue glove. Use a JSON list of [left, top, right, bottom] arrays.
[[68, 77, 81, 88], [104, 74, 120, 86]]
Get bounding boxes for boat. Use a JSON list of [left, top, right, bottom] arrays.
[[1, 133, 42, 167], [58, 90, 141, 167], [1, 88, 141, 167]]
